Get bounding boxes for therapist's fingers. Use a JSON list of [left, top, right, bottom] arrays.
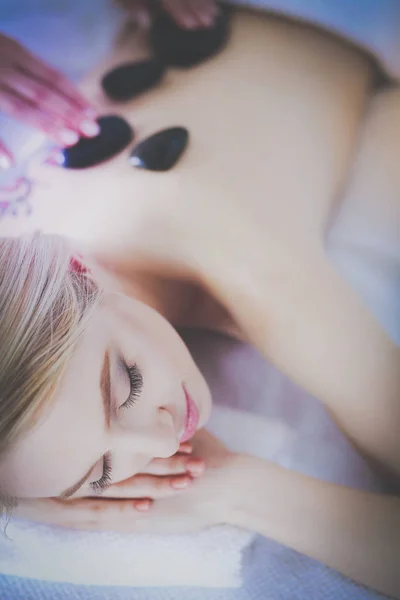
[[0, 33, 99, 144], [186, 0, 218, 27], [115, 0, 217, 29], [161, 0, 217, 29], [3, 70, 99, 137], [0, 87, 81, 147], [0, 140, 14, 170], [11, 39, 93, 111]]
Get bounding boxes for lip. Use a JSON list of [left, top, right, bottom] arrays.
[[180, 385, 200, 443]]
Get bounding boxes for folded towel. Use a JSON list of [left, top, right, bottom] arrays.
[[0, 521, 253, 588]]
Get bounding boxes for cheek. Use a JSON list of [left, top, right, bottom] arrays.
[[2, 401, 104, 499], [1, 434, 81, 499]]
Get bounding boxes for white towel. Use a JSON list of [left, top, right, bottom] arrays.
[[0, 521, 253, 588]]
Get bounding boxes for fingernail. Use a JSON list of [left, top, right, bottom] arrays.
[[44, 147, 65, 167], [60, 129, 80, 146], [0, 154, 13, 170], [187, 462, 205, 476], [179, 444, 193, 454], [135, 500, 151, 511], [79, 120, 101, 138], [172, 477, 190, 489]]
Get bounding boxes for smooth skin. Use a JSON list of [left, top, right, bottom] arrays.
[[2, 9, 400, 598]]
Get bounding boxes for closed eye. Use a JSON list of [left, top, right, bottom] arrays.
[[90, 453, 112, 494], [121, 363, 143, 410]]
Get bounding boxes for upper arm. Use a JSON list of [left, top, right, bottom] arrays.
[[264, 88, 400, 476], [267, 254, 400, 471]]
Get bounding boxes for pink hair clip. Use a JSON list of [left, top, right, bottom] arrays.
[[69, 253, 89, 276]]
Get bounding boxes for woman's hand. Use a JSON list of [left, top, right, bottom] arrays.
[[15, 442, 207, 530], [91, 430, 238, 535], [116, 0, 217, 29], [118, 429, 239, 534], [66, 431, 236, 535], [100, 441, 205, 511], [0, 33, 100, 168], [15, 432, 238, 534]]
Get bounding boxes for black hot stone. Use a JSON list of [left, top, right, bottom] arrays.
[[150, 3, 231, 68], [130, 127, 189, 172], [101, 60, 166, 101], [61, 115, 133, 169]]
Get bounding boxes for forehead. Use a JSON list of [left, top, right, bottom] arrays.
[[0, 309, 109, 499]]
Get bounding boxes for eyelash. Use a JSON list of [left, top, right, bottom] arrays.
[[121, 363, 144, 410], [90, 453, 112, 494], [90, 363, 143, 493]]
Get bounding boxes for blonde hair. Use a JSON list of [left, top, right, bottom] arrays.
[[0, 232, 102, 516]]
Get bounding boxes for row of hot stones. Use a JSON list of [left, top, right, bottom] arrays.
[[59, 3, 230, 172]]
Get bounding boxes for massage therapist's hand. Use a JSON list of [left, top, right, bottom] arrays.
[[0, 33, 100, 169], [15, 442, 206, 530], [116, 0, 217, 29]]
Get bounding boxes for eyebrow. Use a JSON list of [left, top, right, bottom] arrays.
[[59, 350, 111, 500]]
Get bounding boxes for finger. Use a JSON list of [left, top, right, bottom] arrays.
[[2, 70, 99, 137], [132, 498, 153, 511], [13, 45, 93, 111], [144, 455, 205, 476], [179, 442, 192, 454], [1, 70, 99, 138], [0, 85, 81, 146], [187, 0, 217, 27], [161, 0, 197, 29], [101, 473, 192, 498], [0, 140, 14, 169]]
